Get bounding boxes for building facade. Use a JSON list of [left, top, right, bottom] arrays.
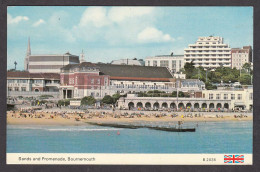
[[24, 38, 80, 73], [184, 36, 231, 69], [145, 55, 184, 73], [60, 62, 206, 99], [231, 46, 252, 69], [202, 86, 253, 110], [7, 71, 60, 97], [60, 63, 110, 99], [118, 86, 252, 111]]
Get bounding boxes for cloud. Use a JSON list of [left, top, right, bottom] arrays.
[[137, 27, 175, 43], [7, 13, 29, 24], [32, 19, 45, 27], [108, 7, 154, 23], [79, 7, 110, 27], [73, 7, 173, 45]]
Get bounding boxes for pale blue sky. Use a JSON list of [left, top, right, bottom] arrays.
[[7, 6, 253, 70]]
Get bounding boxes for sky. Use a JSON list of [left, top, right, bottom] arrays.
[[7, 6, 253, 70]]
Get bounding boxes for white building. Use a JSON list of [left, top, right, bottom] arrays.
[[231, 46, 252, 69], [202, 86, 253, 110], [145, 55, 184, 73], [111, 58, 145, 66], [184, 36, 231, 69], [24, 38, 80, 73]]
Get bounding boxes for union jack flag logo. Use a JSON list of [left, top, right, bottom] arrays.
[[224, 155, 244, 163]]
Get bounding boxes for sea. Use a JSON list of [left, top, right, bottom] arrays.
[[7, 121, 252, 153]]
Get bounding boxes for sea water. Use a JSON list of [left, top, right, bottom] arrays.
[[7, 121, 252, 153]]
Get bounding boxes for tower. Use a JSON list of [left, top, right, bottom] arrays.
[[24, 37, 31, 71], [80, 49, 86, 63]]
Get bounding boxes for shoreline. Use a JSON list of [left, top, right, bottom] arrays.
[[7, 110, 253, 126]]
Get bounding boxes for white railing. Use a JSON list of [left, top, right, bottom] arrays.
[[7, 91, 60, 98]]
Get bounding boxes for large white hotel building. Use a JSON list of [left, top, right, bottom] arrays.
[[145, 55, 184, 73], [184, 36, 231, 69]]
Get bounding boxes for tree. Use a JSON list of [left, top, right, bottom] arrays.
[[239, 74, 251, 85], [242, 63, 251, 73], [172, 91, 177, 97], [205, 82, 217, 90], [184, 61, 196, 79], [178, 91, 185, 97], [101, 95, 114, 104], [81, 96, 96, 105], [112, 93, 121, 104]]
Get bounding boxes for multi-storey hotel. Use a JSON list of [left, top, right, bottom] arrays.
[[24, 38, 80, 73], [184, 36, 231, 69], [231, 46, 252, 69], [145, 54, 184, 73]]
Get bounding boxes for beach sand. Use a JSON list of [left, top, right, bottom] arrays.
[[7, 110, 252, 126]]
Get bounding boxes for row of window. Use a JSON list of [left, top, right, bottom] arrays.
[[208, 93, 253, 100], [186, 59, 230, 62], [8, 87, 27, 91], [8, 79, 44, 84], [186, 50, 230, 53], [185, 55, 230, 57], [194, 63, 230, 66]]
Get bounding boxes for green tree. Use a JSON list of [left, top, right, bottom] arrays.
[[184, 61, 196, 79], [81, 96, 96, 105], [101, 95, 114, 104], [112, 93, 121, 104], [239, 74, 251, 85], [178, 91, 185, 97], [205, 82, 217, 90], [172, 91, 177, 97], [242, 63, 251, 73]]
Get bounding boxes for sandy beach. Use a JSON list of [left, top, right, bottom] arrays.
[[7, 109, 253, 126]]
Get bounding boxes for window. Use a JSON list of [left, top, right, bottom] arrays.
[[250, 93, 253, 100], [75, 76, 78, 84], [224, 94, 228, 100], [91, 79, 94, 84], [231, 94, 235, 100], [172, 60, 176, 69], [209, 93, 213, 99], [21, 87, 26, 91], [97, 79, 100, 84], [238, 94, 242, 100], [216, 94, 220, 99], [8, 87, 12, 91], [153, 61, 158, 66], [15, 87, 19, 91], [160, 60, 169, 67], [35, 80, 43, 84], [148, 61, 150, 66]]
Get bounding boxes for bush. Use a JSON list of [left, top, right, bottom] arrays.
[[102, 95, 114, 104], [58, 99, 70, 106], [81, 96, 96, 106]]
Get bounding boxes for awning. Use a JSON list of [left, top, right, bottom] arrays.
[[234, 102, 245, 106]]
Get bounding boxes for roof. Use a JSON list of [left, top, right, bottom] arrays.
[[7, 71, 60, 80], [95, 63, 173, 81], [61, 62, 97, 70]]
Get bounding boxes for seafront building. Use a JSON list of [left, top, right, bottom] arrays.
[[24, 38, 80, 73], [59, 62, 205, 99], [7, 71, 60, 98], [184, 36, 231, 69], [111, 58, 145, 66], [231, 46, 252, 69], [145, 54, 184, 73], [118, 86, 253, 111]]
